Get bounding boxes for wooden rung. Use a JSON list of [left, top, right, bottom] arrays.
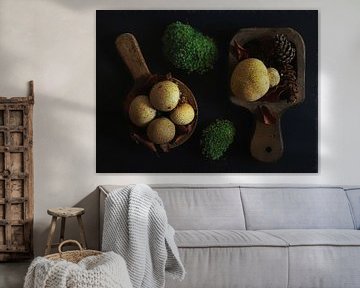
[[6, 198, 27, 204], [0, 245, 28, 252], [1, 220, 26, 225]]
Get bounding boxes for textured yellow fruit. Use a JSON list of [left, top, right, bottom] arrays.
[[170, 103, 195, 125], [147, 117, 176, 144], [128, 95, 156, 127], [230, 58, 270, 102], [267, 67, 281, 87], [150, 80, 180, 111]]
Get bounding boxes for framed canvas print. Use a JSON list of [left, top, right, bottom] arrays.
[[96, 10, 318, 173]]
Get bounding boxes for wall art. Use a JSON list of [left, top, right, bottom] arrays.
[[96, 10, 318, 173]]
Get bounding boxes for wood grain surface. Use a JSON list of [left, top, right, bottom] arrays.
[[229, 28, 305, 162], [0, 81, 34, 261]]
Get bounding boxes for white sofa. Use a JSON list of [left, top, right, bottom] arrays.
[[99, 185, 360, 288]]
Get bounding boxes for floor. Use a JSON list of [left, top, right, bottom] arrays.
[[0, 261, 30, 288]]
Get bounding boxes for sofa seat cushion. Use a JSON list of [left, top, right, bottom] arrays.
[[165, 246, 289, 288], [286, 246, 360, 288], [260, 230, 360, 288], [175, 230, 288, 248], [262, 229, 360, 246]]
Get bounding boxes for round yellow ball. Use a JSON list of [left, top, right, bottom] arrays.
[[147, 117, 176, 144], [170, 103, 195, 125], [230, 58, 270, 102], [150, 80, 180, 112], [128, 95, 156, 127], [267, 67, 281, 87]]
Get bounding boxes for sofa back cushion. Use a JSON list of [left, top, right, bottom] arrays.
[[345, 188, 360, 229], [154, 186, 246, 230], [240, 187, 355, 230]]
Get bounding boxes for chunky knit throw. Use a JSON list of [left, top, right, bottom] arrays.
[[24, 251, 133, 288], [102, 184, 185, 288]]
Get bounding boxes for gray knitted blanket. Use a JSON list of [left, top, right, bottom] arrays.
[[23, 252, 132, 288], [102, 184, 185, 288]]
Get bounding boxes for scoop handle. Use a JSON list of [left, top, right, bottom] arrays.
[[250, 118, 283, 162], [115, 33, 151, 82]]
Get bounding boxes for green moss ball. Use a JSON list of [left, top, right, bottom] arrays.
[[162, 21, 218, 74], [201, 119, 236, 160]]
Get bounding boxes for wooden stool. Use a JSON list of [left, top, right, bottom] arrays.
[[45, 207, 87, 255]]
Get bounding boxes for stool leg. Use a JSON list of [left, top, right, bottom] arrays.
[[60, 217, 66, 243], [45, 216, 57, 255], [77, 215, 87, 249]]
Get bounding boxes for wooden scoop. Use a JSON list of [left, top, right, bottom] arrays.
[[115, 33, 198, 152], [229, 28, 305, 162]]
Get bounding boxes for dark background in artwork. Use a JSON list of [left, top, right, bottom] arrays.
[[96, 10, 318, 173]]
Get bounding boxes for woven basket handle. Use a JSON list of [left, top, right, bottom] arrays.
[[58, 240, 83, 255]]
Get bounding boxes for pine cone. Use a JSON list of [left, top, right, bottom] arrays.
[[274, 34, 296, 64], [280, 63, 298, 103]]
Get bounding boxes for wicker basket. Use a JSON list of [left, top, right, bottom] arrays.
[[45, 240, 102, 263]]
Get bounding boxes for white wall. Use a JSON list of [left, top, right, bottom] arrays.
[[0, 0, 359, 256]]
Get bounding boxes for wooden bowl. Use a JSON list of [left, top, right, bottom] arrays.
[[116, 33, 198, 153], [229, 28, 305, 162]]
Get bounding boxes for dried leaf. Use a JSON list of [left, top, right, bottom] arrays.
[[131, 133, 157, 153], [172, 134, 189, 145], [160, 143, 170, 152], [257, 106, 276, 125], [231, 40, 249, 62]]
